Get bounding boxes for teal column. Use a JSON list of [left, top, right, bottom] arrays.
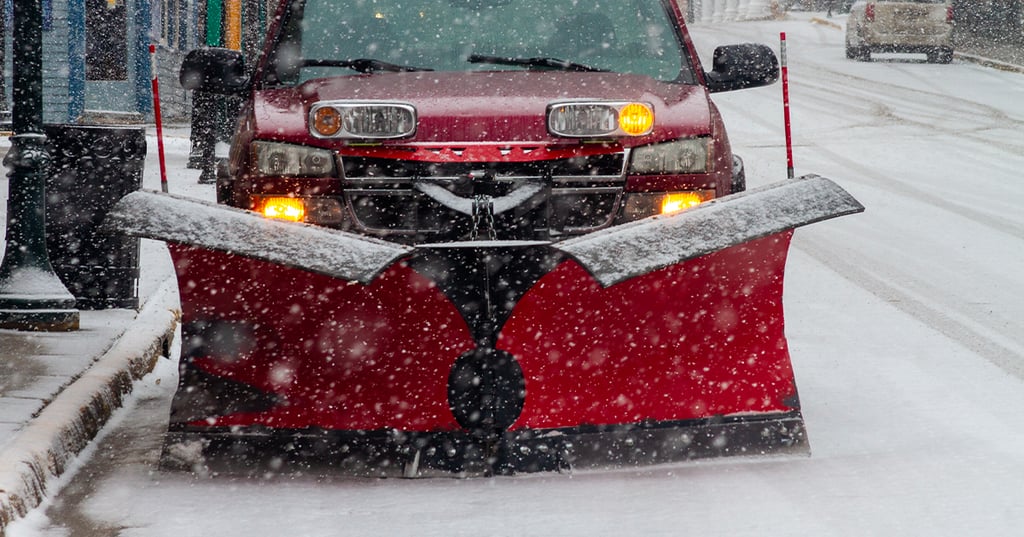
[[67, 0, 85, 121]]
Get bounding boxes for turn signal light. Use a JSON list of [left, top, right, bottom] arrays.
[[259, 197, 306, 222], [619, 103, 655, 136], [661, 190, 715, 214], [312, 106, 343, 137]]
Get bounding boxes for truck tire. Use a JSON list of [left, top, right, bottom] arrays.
[[731, 154, 746, 194], [846, 45, 869, 61], [928, 47, 953, 64]]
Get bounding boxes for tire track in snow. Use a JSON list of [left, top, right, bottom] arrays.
[[794, 231, 1024, 381], [807, 144, 1024, 241], [695, 23, 1024, 151], [721, 87, 1024, 240], [794, 76, 1024, 154]]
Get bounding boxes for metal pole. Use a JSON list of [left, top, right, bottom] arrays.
[[781, 32, 795, 180], [0, 3, 7, 117], [0, 0, 79, 331], [150, 44, 169, 193]]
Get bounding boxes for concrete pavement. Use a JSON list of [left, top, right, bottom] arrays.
[[0, 131, 184, 534], [0, 24, 1020, 534]]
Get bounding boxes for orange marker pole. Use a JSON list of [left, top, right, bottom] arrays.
[[149, 44, 169, 193], [781, 32, 794, 179]]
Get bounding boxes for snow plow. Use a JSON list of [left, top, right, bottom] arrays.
[[105, 175, 862, 475], [107, 0, 866, 474]]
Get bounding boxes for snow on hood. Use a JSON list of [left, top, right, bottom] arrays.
[[255, 71, 711, 144]]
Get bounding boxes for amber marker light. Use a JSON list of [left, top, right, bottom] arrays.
[[661, 190, 714, 214], [261, 197, 306, 222], [618, 103, 654, 136], [312, 106, 343, 137], [548, 101, 654, 137]]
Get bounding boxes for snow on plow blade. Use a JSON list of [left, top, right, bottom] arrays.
[[556, 175, 864, 286], [105, 175, 862, 476]]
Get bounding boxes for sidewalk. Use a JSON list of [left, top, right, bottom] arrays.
[[0, 128, 185, 533], [0, 35, 1021, 534], [955, 33, 1024, 73], [0, 282, 179, 531]]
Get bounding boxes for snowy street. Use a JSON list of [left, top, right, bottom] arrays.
[[7, 12, 1024, 536]]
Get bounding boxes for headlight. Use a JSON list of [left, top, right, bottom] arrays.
[[252, 141, 336, 177], [628, 137, 710, 175], [548, 101, 654, 137], [310, 101, 417, 139]]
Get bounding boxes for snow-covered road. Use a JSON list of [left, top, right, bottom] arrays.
[[9, 12, 1024, 537]]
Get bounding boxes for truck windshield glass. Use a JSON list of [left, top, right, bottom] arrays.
[[274, 0, 693, 83]]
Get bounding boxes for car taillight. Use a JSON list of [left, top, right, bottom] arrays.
[[865, 3, 875, 21], [946, 5, 954, 23]]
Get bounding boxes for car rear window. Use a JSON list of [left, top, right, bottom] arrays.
[[268, 0, 694, 84]]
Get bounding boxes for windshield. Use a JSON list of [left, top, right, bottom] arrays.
[[266, 0, 695, 84]]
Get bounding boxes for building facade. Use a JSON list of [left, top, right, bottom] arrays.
[[3, 0, 199, 124]]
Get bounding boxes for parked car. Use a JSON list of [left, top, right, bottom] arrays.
[[846, 0, 954, 63]]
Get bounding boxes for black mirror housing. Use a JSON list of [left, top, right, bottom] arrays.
[[705, 43, 780, 93], [179, 47, 251, 96]]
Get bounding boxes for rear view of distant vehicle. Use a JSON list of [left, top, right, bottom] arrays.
[[846, 1, 954, 63]]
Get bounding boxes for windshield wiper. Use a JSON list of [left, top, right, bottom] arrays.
[[467, 54, 608, 73], [302, 58, 434, 73]]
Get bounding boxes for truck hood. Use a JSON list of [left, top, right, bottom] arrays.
[[253, 71, 713, 146]]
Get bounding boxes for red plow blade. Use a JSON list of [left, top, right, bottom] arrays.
[[105, 175, 863, 475]]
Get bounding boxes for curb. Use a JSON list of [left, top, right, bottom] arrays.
[[953, 51, 1024, 74], [0, 278, 180, 534]]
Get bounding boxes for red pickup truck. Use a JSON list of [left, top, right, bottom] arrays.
[[184, 0, 780, 238], [150, 0, 861, 475]]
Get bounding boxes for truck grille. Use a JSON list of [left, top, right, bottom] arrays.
[[339, 152, 626, 243]]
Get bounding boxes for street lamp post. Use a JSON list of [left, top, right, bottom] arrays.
[[0, 0, 80, 331]]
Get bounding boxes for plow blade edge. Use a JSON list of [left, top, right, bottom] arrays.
[[556, 175, 864, 286]]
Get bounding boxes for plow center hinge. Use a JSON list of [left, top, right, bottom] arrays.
[[470, 194, 497, 240]]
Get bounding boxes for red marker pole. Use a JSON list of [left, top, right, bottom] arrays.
[[149, 44, 169, 193], [780, 32, 794, 179]]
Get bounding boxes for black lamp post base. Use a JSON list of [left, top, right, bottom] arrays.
[[0, 267, 80, 331], [0, 308, 79, 331]]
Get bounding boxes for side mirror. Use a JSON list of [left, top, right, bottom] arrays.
[[179, 47, 251, 96], [705, 43, 779, 93]]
